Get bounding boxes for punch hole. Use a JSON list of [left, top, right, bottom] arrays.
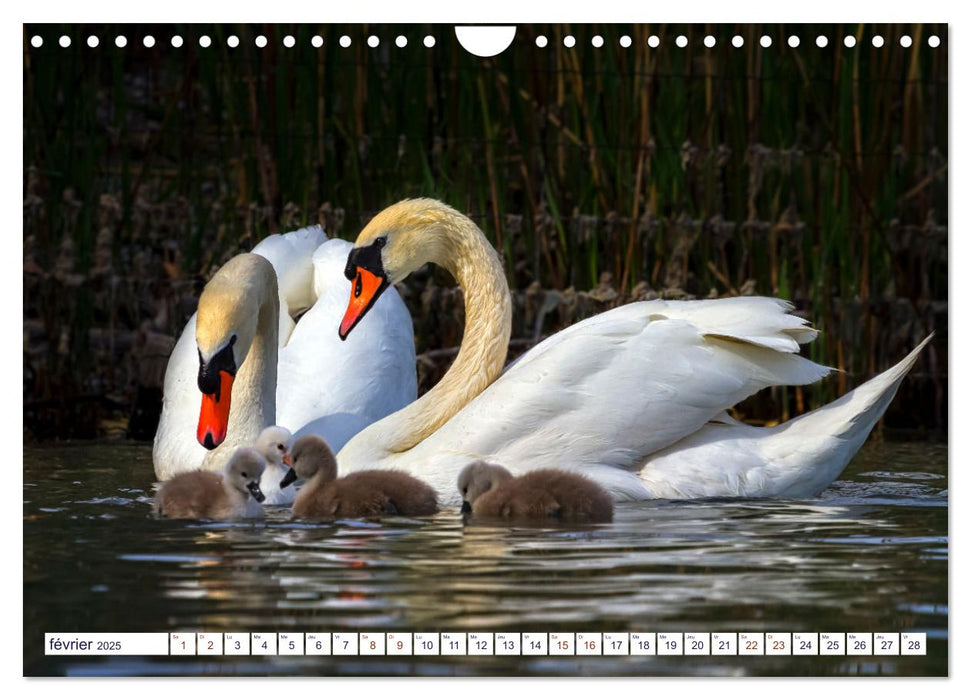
[[788, 36, 800, 48], [199, 36, 211, 48], [928, 35, 940, 48], [311, 35, 323, 48], [535, 35, 548, 48], [816, 35, 828, 48], [872, 35, 884, 47], [395, 35, 406, 48], [143, 36, 155, 48], [704, 35, 715, 48], [732, 35, 743, 48], [563, 35, 576, 48], [171, 35, 183, 48], [368, 36, 380, 48], [591, 35, 604, 48], [283, 35, 295, 48], [339, 35, 351, 48], [760, 35, 772, 48], [30, 35, 43, 48], [619, 35, 632, 48], [423, 35, 436, 48], [900, 35, 912, 48], [647, 35, 660, 48], [844, 36, 856, 48], [115, 36, 127, 48], [676, 35, 687, 48], [87, 36, 99, 48], [227, 35, 240, 48], [455, 26, 514, 56], [255, 35, 267, 48], [59, 35, 71, 48]]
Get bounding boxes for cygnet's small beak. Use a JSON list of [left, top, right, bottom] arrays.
[[247, 482, 266, 503], [282, 453, 292, 466], [460, 501, 472, 515], [280, 467, 298, 489]]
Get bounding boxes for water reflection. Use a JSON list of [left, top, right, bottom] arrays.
[[24, 441, 947, 676]]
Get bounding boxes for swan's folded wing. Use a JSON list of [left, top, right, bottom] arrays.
[[412, 296, 829, 479], [640, 335, 933, 499], [251, 225, 328, 316]]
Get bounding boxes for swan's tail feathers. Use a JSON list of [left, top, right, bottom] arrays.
[[763, 333, 934, 495], [637, 335, 932, 500]]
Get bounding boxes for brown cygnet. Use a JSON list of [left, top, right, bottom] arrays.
[[154, 448, 267, 519], [457, 461, 614, 523], [281, 435, 438, 519]]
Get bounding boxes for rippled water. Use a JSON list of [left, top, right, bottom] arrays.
[[23, 441, 947, 676]]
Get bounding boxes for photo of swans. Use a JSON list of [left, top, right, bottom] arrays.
[[23, 23, 947, 677]]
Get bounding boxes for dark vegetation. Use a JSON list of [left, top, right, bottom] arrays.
[[23, 23, 947, 441]]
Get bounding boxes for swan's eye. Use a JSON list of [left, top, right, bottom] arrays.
[[376, 236, 387, 248], [241, 472, 248, 478], [277, 444, 284, 451]]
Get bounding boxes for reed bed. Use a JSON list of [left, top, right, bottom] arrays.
[[23, 23, 947, 440]]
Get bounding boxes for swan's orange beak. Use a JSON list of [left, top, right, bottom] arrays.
[[197, 370, 233, 449], [339, 267, 387, 340], [283, 453, 292, 466]]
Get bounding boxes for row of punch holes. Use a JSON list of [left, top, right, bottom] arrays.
[[29, 32, 942, 51]]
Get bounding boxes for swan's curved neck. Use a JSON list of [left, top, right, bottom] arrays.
[[384, 217, 511, 453], [200, 259, 279, 468], [231, 294, 278, 434]]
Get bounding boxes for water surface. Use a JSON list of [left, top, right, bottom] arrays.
[[23, 441, 947, 676]]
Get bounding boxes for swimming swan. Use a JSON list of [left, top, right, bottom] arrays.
[[281, 435, 438, 519], [252, 425, 295, 506], [152, 226, 417, 480], [335, 198, 932, 506], [153, 448, 267, 520], [458, 461, 614, 522]]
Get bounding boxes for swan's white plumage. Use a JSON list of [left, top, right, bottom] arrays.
[[275, 240, 418, 450], [339, 297, 832, 502], [339, 295, 927, 506], [155, 312, 208, 478], [640, 336, 932, 498], [152, 227, 417, 481], [335, 199, 928, 507]]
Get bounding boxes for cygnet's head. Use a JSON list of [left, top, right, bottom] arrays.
[[226, 448, 267, 503], [253, 425, 293, 467], [280, 435, 337, 489], [457, 461, 513, 514]]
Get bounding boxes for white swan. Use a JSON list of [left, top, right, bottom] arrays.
[[335, 199, 931, 506], [152, 226, 417, 481]]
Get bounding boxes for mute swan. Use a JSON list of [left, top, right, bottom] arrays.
[[281, 435, 438, 519], [152, 226, 417, 480], [336, 198, 932, 506], [252, 425, 295, 505], [153, 448, 266, 519], [458, 461, 614, 522]]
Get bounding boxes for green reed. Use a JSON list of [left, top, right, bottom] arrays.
[[23, 22, 947, 435]]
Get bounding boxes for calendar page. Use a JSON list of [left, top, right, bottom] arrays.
[[22, 9, 948, 681]]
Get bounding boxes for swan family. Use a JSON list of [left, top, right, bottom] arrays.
[[152, 225, 417, 482], [153, 197, 930, 514]]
